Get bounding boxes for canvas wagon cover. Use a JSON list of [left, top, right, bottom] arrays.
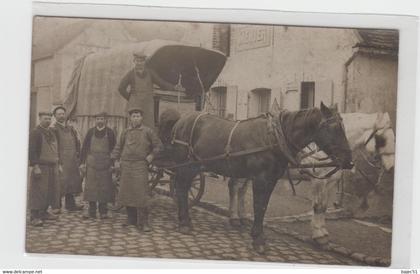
[[63, 40, 226, 118]]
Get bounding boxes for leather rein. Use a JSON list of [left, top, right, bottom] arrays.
[[162, 112, 341, 177]]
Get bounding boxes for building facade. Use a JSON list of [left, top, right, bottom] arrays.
[[205, 24, 398, 130]]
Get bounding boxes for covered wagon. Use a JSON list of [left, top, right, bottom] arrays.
[[62, 39, 226, 139], [62, 40, 226, 207]]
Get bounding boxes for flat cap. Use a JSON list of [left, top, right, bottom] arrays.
[[133, 51, 147, 59], [52, 105, 66, 115], [128, 107, 144, 115], [38, 111, 52, 116]]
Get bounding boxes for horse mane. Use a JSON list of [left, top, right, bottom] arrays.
[[280, 108, 321, 132]]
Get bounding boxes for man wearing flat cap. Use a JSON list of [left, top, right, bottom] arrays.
[[111, 107, 163, 231], [52, 106, 84, 212], [118, 51, 185, 128], [28, 111, 61, 226], [79, 112, 116, 219]]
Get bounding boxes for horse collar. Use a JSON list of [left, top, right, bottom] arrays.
[[273, 112, 299, 166]]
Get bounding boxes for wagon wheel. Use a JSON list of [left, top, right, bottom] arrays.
[[148, 165, 165, 193], [110, 172, 124, 212], [170, 172, 205, 208]]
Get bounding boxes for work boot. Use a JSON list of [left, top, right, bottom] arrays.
[[122, 207, 137, 227], [51, 209, 61, 214], [67, 204, 84, 212], [65, 194, 84, 212], [99, 213, 110, 219], [82, 210, 96, 220], [30, 218, 43, 227], [138, 208, 152, 232], [41, 211, 59, 221], [98, 203, 109, 219]]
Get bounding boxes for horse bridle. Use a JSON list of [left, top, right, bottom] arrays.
[[358, 124, 394, 169], [275, 111, 346, 179], [288, 111, 345, 164]]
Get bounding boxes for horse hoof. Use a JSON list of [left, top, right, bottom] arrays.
[[178, 225, 193, 235], [313, 235, 329, 247], [253, 243, 266, 254], [229, 218, 241, 228]]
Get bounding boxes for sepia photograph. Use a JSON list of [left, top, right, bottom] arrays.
[[26, 16, 398, 266]]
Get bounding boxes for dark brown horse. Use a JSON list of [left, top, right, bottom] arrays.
[[158, 102, 353, 254]]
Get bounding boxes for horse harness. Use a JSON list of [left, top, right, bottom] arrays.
[[168, 112, 299, 170]]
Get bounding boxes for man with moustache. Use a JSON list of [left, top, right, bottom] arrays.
[[111, 107, 163, 232], [52, 106, 83, 212], [28, 112, 61, 226], [79, 112, 116, 219], [118, 52, 185, 128]]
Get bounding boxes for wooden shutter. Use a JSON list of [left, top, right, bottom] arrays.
[[226, 85, 238, 119]]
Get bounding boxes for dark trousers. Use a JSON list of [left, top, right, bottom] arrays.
[[126, 206, 149, 226], [126, 206, 138, 225], [65, 193, 76, 209], [88, 201, 107, 216]]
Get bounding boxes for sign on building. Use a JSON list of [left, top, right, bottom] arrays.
[[236, 26, 273, 52]]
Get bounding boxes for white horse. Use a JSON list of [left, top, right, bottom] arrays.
[[228, 112, 395, 244]]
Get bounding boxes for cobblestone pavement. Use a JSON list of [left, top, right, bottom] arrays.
[[26, 196, 358, 265]]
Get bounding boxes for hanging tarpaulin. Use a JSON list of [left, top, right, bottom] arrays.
[[61, 40, 226, 138], [64, 40, 226, 118]]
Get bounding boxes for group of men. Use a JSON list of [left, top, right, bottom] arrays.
[[28, 51, 185, 231], [28, 106, 84, 227]]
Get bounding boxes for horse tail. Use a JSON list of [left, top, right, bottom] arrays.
[[159, 108, 181, 144]]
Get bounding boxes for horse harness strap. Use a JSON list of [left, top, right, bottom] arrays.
[[225, 120, 241, 157], [166, 112, 302, 170], [274, 112, 299, 166], [171, 112, 209, 161]]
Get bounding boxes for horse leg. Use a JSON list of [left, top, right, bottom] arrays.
[[238, 179, 249, 226], [333, 173, 344, 209], [228, 178, 241, 227], [251, 175, 277, 254], [311, 179, 329, 246], [174, 168, 198, 234]]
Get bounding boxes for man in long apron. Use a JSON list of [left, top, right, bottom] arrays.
[[118, 52, 185, 128], [28, 112, 61, 226], [52, 106, 84, 212], [111, 107, 163, 232], [79, 112, 116, 219]]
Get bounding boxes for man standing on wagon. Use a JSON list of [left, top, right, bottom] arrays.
[[111, 107, 163, 232], [118, 52, 185, 128], [79, 112, 116, 219], [52, 106, 84, 212], [28, 111, 61, 226]]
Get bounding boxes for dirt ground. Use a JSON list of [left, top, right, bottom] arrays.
[[277, 220, 392, 260], [199, 175, 393, 260]]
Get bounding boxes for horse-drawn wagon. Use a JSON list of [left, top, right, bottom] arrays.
[[62, 40, 227, 207]]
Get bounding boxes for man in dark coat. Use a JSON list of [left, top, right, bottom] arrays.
[[28, 112, 61, 226], [52, 106, 83, 212], [111, 107, 163, 232], [79, 112, 116, 219], [118, 52, 185, 128]]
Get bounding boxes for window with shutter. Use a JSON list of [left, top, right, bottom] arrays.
[[250, 88, 271, 116], [210, 87, 227, 117], [300, 82, 315, 109]]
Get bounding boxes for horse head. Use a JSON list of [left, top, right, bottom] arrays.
[[313, 102, 354, 170]]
